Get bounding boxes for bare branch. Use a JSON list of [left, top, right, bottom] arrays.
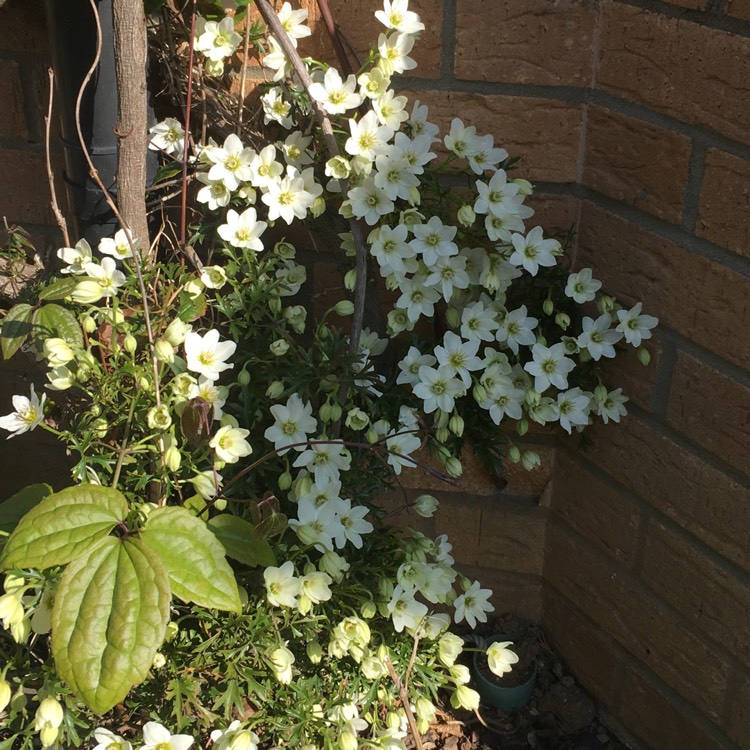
[[44, 68, 71, 248]]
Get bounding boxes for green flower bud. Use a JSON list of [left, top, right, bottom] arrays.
[[39, 724, 59, 748], [123, 334, 137, 354], [306, 641, 323, 664], [457, 204, 475, 227], [543, 297, 554, 316], [266, 380, 285, 399], [435, 426, 449, 443], [310, 196, 326, 218], [339, 730, 357, 750], [147, 405, 172, 431], [360, 600, 377, 619], [386, 711, 401, 729], [594, 383, 608, 402], [473, 383, 487, 403], [555, 312, 571, 330], [237, 368, 251, 387], [435, 409, 450, 429], [598, 295, 615, 314], [268, 296, 282, 315], [638, 347, 651, 366], [449, 413, 464, 437], [338, 200, 354, 219], [508, 445, 521, 462], [35, 696, 64, 729], [412, 493, 439, 518], [274, 241, 296, 259], [516, 418, 529, 436], [408, 186, 421, 206], [521, 450, 541, 471], [163, 432, 181, 471], [278, 470, 292, 491], [345, 407, 369, 431], [82, 316, 97, 333], [366, 427, 379, 444], [155, 338, 175, 363], [91, 417, 108, 439], [270, 339, 290, 356], [445, 457, 462, 478], [164, 318, 191, 347], [213, 497, 227, 511], [333, 299, 354, 316], [344, 269, 357, 291], [204, 58, 225, 76], [445, 306, 461, 329]]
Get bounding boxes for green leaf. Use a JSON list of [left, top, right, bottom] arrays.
[[51, 536, 170, 714], [207, 514, 276, 568], [32, 303, 84, 350], [0, 485, 128, 570], [38, 277, 79, 301], [141, 506, 241, 612], [153, 160, 183, 184], [1, 303, 33, 360], [0, 483, 52, 536]]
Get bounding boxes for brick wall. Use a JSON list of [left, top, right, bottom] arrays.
[[1, 1, 749, 748]]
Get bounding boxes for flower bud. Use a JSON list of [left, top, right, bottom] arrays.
[[450, 685, 480, 711], [360, 600, 377, 619], [435, 426, 449, 443], [361, 655, 385, 680], [43, 338, 75, 367], [555, 312, 571, 330], [270, 339, 290, 356], [319, 551, 350, 583], [457, 204, 475, 227], [35, 697, 64, 729], [598, 295, 615, 314], [513, 178, 533, 196], [47, 365, 74, 391], [278, 470, 292, 491], [274, 241, 296, 259], [412, 493, 439, 518], [365, 427, 379, 444], [638, 347, 651, 366], [39, 725, 59, 748], [268, 295, 282, 315], [444, 306, 461, 329], [82, 316, 97, 333], [325, 155, 351, 180], [344, 268, 357, 291], [310, 196, 326, 218], [165, 622, 179, 642], [213, 498, 227, 511], [521, 450, 541, 471], [345, 407, 369, 431], [297, 594, 312, 615], [417, 718, 429, 735], [338, 200, 354, 219], [155, 338, 175, 363], [386, 711, 401, 730], [72, 280, 104, 304], [0, 679, 10, 712], [516, 418, 529, 436], [266, 380, 285, 399], [123, 333, 137, 354], [473, 383, 487, 404], [163, 433, 182, 472], [408, 186, 421, 206], [306, 641, 323, 664], [204, 58, 225, 76], [91, 417, 108, 439], [152, 652, 166, 669], [543, 297, 554, 316], [449, 413, 464, 437], [508, 445, 521, 462], [164, 318, 191, 347], [445, 457, 462, 478], [437, 633, 464, 667], [338, 730, 357, 750], [238, 185, 257, 203], [333, 299, 354, 316]]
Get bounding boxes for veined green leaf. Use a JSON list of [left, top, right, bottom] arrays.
[[0, 303, 33, 360], [51, 536, 170, 714], [38, 277, 79, 301], [0, 483, 52, 536], [0, 485, 128, 570], [32, 303, 84, 350], [207, 514, 276, 568], [141, 506, 241, 612]]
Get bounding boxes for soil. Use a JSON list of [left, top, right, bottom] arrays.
[[417, 614, 631, 750]]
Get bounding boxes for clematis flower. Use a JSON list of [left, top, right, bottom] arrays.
[[264, 393, 317, 453], [453, 580, 494, 628], [184, 329, 236, 381], [57, 238, 92, 274], [486, 641, 519, 677], [148, 117, 185, 158], [264, 561, 301, 608], [211, 722, 259, 750], [0, 385, 46, 438], [72, 257, 127, 302], [209, 425, 252, 464], [309, 67, 362, 115], [616, 302, 659, 347], [140, 721, 193, 750], [218, 207, 267, 251], [93, 727, 133, 750], [99, 228, 137, 260], [375, 0, 425, 34]]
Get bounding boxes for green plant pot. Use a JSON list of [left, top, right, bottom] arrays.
[[471, 638, 537, 711]]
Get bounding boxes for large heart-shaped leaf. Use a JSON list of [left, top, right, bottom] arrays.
[[141, 506, 241, 612], [52, 536, 170, 714], [207, 514, 276, 568], [0, 303, 33, 360], [32, 303, 83, 350], [38, 277, 79, 302], [0, 485, 128, 570], [0, 483, 52, 536]]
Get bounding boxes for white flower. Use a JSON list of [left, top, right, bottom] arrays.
[[468, 133, 508, 175], [206, 133, 254, 191], [94, 728, 132, 750], [565, 267, 601, 303], [554, 387, 591, 434], [210, 722, 259, 750], [453, 580, 494, 628], [358, 68, 390, 99], [474, 169, 520, 216], [200, 265, 228, 290], [0, 385, 46, 438], [264, 561, 301, 608], [184, 329, 236, 380], [374, 89, 409, 130], [261, 173, 315, 224], [300, 571, 333, 604], [141, 721, 193, 750], [616, 302, 659, 347], [377, 32, 417, 75], [577, 314, 622, 361], [444, 118, 479, 159], [190, 469, 222, 500], [262, 35, 291, 81], [460, 300, 498, 342], [264, 393, 317, 453], [293, 440, 351, 484], [209, 425, 252, 464], [348, 178, 395, 225], [387, 585, 428, 632], [261, 87, 293, 128], [196, 17, 242, 61], [496, 305, 538, 355], [509, 226, 559, 276], [148, 117, 185, 158], [396, 346, 436, 386], [280, 131, 313, 167], [413, 365, 465, 413], [99, 228, 137, 260], [269, 645, 295, 684], [331, 498, 374, 549], [309, 67, 362, 115], [57, 238, 92, 274], [524, 342, 575, 393], [375, 0, 425, 34], [409, 216, 458, 266], [424, 253, 469, 302], [345, 110, 394, 161], [218, 207, 267, 251], [72, 257, 127, 302], [42, 337, 75, 367], [249, 144, 284, 188], [277, 1, 311, 42], [385, 430, 421, 474], [434, 331, 483, 387], [412, 493, 439, 518], [187, 377, 227, 420], [196, 174, 232, 210], [594, 387, 628, 424], [374, 153, 420, 202], [486, 641, 519, 677], [407, 99, 440, 140]]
